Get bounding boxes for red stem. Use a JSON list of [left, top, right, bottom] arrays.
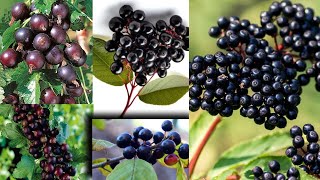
[[189, 115, 222, 178], [274, 36, 279, 51]]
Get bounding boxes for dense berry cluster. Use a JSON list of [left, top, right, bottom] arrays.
[[286, 124, 320, 177], [13, 104, 75, 180], [114, 120, 189, 167], [252, 160, 300, 180], [190, 0, 320, 129], [0, 1, 86, 104], [105, 5, 189, 86]]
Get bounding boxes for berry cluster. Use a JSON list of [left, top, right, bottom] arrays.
[[114, 120, 189, 167], [105, 5, 189, 86], [189, 0, 320, 129], [286, 124, 320, 177], [13, 104, 75, 180], [0, 1, 86, 104], [252, 160, 300, 180]]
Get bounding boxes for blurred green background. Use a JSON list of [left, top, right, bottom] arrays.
[[190, 0, 320, 179]]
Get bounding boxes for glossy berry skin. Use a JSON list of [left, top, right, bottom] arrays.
[[116, 133, 132, 148], [135, 74, 147, 86], [287, 167, 299, 177], [15, 28, 34, 48], [70, 53, 86, 67], [51, 2, 69, 20], [160, 139, 176, 154], [119, 5, 133, 18], [161, 120, 173, 131], [290, 125, 302, 138], [64, 43, 83, 61], [153, 131, 164, 144], [252, 166, 263, 177], [133, 126, 144, 138], [109, 17, 123, 32], [303, 124, 314, 135], [41, 88, 61, 104], [26, 50, 45, 72], [167, 131, 181, 145], [123, 146, 136, 159], [0, 48, 19, 68], [57, 65, 77, 84], [268, 160, 280, 173], [292, 135, 304, 148], [138, 128, 153, 141], [50, 25, 67, 44], [66, 81, 84, 97], [45, 45, 64, 65], [110, 62, 123, 75], [11, 2, 29, 20], [170, 15, 182, 27], [61, 96, 76, 104], [178, 144, 189, 159], [137, 145, 151, 160], [307, 131, 318, 142], [285, 146, 297, 157], [33, 33, 51, 52], [29, 14, 49, 32], [164, 154, 179, 166]]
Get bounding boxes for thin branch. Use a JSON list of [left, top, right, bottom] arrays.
[[92, 156, 125, 169], [189, 115, 222, 177]]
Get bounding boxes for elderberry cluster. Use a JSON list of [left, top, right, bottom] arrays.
[[0, 0, 86, 104], [105, 5, 189, 86], [114, 120, 188, 167], [189, 0, 320, 129], [286, 124, 320, 176], [252, 160, 300, 180], [13, 104, 75, 180]]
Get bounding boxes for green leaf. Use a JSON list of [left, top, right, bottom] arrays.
[[83, 0, 92, 19], [40, 69, 63, 95], [12, 155, 35, 179], [92, 158, 112, 176], [93, 37, 132, 86], [33, 0, 56, 14], [176, 161, 188, 180], [0, 105, 12, 117], [1, 21, 20, 53], [17, 72, 41, 104], [208, 131, 292, 179], [139, 75, 188, 105], [2, 123, 27, 148], [70, 147, 88, 166], [92, 138, 115, 151], [240, 156, 292, 180], [92, 119, 106, 130], [107, 159, 157, 180], [70, 18, 85, 31], [299, 166, 319, 180]]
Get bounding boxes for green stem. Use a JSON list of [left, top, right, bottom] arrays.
[[79, 67, 90, 104]]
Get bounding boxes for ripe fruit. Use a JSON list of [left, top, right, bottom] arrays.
[[167, 131, 181, 145], [110, 62, 123, 75], [50, 25, 67, 44], [45, 45, 64, 65], [11, 2, 29, 21], [51, 2, 69, 20], [178, 144, 189, 159], [123, 146, 136, 159], [137, 145, 151, 160], [161, 120, 173, 131], [41, 88, 61, 104], [64, 43, 83, 61], [138, 128, 153, 141], [25, 50, 45, 72], [160, 139, 176, 154], [29, 14, 49, 32], [15, 27, 34, 48], [0, 48, 19, 68], [153, 132, 164, 144], [57, 65, 77, 84], [66, 81, 84, 97], [33, 33, 51, 52], [164, 154, 179, 166], [116, 133, 132, 148]]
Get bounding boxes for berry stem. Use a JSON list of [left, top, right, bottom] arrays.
[[189, 115, 222, 178], [92, 156, 126, 169], [79, 67, 90, 104], [273, 36, 279, 51]]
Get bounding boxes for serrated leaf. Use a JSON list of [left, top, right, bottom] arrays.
[[1, 21, 20, 53], [0, 105, 12, 117], [41, 69, 63, 95], [93, 37, 132, 86], [107, 159, 157, 180], [71, 11, 84, 23], [70, 18, 85, 31], [12, 155, 35, 179], [139, 75, 188, 105], [70, 147, 88, 165], [92, 138, 115, 151], [240, 156, 292, 180], [33, 0, 56, 14], [92, 119, 106, 130], [93, 158, 112, 176], [17, 72, 41, 104], [2, 123, 27, 148], [208, 131, 292, 179]]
